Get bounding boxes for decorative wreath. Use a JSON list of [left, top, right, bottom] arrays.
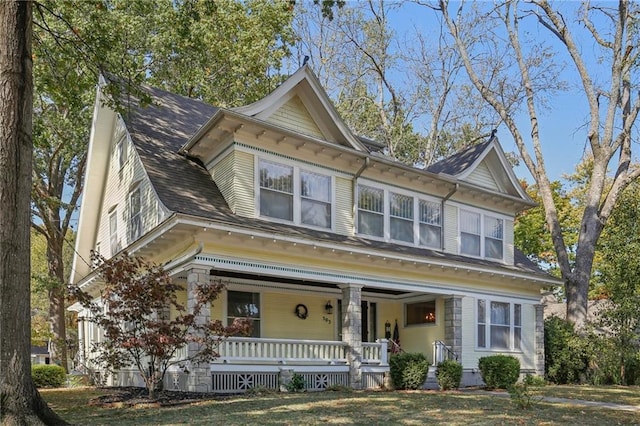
[[294, 304, 308, 320]]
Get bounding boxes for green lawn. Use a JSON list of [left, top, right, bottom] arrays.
[[541, 384, 640, 406], [40, 386, 640, 425]]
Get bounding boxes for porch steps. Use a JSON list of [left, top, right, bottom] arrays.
[[423, 366, 439, 390]]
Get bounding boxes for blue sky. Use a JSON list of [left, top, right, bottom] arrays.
[[367, 1, 610, 183]]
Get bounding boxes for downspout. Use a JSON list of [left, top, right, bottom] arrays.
[[352, 157, 371, 234], [441, 183, 459, 250]]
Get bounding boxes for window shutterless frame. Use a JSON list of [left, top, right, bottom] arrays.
[[257, 157, 334, 231]]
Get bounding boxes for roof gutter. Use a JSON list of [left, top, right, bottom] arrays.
[[163, 241, 204, 274]]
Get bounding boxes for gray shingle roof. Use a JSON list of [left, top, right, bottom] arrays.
[[122, 85, 553, 281], [427, 139, 492, 176]]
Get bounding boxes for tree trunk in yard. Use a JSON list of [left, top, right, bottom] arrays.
[[0, 1, 68, 424], [47, 240, 68, 372]]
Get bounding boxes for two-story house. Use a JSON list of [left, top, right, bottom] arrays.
[[69, 65, 561, 393]]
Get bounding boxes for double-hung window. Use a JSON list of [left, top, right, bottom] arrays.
[[128, 187, 142, 242], [358, 186, 384, 238], [109, 211, 118, 256], [390, 193, 413, 243], [259, 159, 332, 229], [300, 170, 331, 228], [227, 291, 260, 338], [477, 299, 522, 351], [357, 183, 442, 247], [419, 200, 441, 248], [460, 209, 504, 260], [259, 161, 293, 221]]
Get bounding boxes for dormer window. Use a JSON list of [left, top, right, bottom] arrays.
[[258, 159, 332, 229]]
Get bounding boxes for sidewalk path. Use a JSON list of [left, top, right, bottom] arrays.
[[465, 389, 640, 413]]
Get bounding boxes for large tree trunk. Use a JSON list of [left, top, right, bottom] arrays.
[[47, 241, 68, 372], [0, 2, 68, 424]]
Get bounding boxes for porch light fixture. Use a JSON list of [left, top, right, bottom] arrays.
[[324, 301, 333, 315], [384, 320, 391, 339]]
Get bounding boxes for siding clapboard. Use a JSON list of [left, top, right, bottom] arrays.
[[504, 219, 514, 265], [96, 117, 162, 258], [466, 161, 499, 191], [443, 204, 458, 254], [211, 151, 236, 212], [334, 176, 353, 235], [265, 96, 324, 139], [233, 150, 255, 218]]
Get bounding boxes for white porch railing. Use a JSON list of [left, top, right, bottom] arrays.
[[172, 337, 389, 366], [216, 337, 348, 364], [432, 340, 458, 366]]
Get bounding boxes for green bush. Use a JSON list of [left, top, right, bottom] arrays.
[[285, 373, 306, 392], [544, 316, 590, 384], [436, 360, 462, 390], [389, 352, 429, 390], [478, 355, 520, 389], [508, 374, 545, 409], [32, 364, 66, 388]]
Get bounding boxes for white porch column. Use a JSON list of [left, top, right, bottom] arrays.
[[339, 284, 363, 389], [186, 268, 211, 392]]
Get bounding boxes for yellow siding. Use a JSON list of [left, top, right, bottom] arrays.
[[504, 219, 514, 265], [96, 118, 162, 257], [211, 151, 236, 212], [400, 298, 445, 358], [266, 96, 324, 139], [262, 293, 334, 340], [443, 204, 458, 254], [233, 150, 255, 218], [467, 161, 499, 191], [461, 297, 536, 371], [335, 176, 353, 235]]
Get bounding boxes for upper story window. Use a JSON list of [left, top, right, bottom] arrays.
[[258, 159, 332, 229], [460, 209, 504, 260], [477, 299, 522, 351], [109, 210, 118, 256], [357, 183, 441, 248], [128, 187, 142, 242], [117, 137, 127, 169]]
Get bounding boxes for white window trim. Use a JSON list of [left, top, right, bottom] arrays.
[[356, 179, 442, 248], [475, 297, 522, 352], [108, 210, 118, 256], [456, 205, 506, 261], [404, 298, 438, 328], [255, 157, 335, 232], [226, 289, 262, 338]]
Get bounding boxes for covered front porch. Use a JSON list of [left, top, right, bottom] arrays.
[[151, 262, 463, 393]]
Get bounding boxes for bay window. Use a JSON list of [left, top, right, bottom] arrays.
[[459, 209, 504, 260], [477, 299, 522, 351], [258, 159, 332, 229], [357, 183, 442, 247]]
